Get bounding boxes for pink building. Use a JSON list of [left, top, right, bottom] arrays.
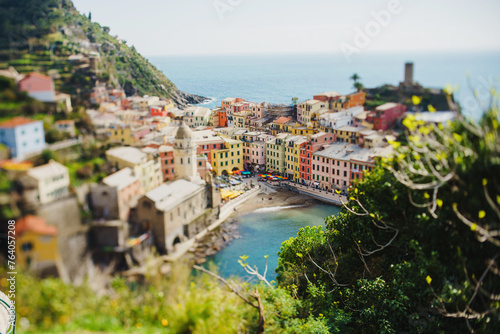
[[312, 143, 355, 191], [312, 143, 393, 192], [370, 103, 407, 131], [297, 104, 303, 124], [299, 132, 336, 185], [18, 72, 55, 102], [249, 141, 266, 172], [196, 136, 225, 163], [197, 156, 211, 179]]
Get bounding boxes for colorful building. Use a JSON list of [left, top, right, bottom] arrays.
[[285, 136, 307, 182], [18, 72, 55, 102], [370, 103, 407, 131], [312, 143, 392, 191], [335, 125, 366, 144], [211, 137, 243, 176], [266, 133, 289, 174], [159, 145, 176, 181], [15, 215, 60, 274], [0, 117, 46, 159], [217, 109, 228, 127], [270, 116, 294, 135], [300, 99, 327, 125], [109, 126, 151, 145], [299, 132, 336, 185]]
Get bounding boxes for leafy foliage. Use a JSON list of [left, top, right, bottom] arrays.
[[276, 104, 500, 332]]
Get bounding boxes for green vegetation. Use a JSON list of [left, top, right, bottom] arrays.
[[0, 76, 48, 115], [11, 263, 329, 334], [276, 99, 500, 332], [0, 0, 188, 104]]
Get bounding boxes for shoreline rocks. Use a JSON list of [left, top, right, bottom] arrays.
[[191, 219, 241, 265]]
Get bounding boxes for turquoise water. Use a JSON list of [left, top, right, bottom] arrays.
[[150, 52, 500, 118], [207, 203, 341, 281]]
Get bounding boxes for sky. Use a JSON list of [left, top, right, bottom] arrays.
[[72, 0, 500, 56]]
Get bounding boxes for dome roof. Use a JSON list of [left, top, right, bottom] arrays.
[[175, 121, 193, 140]]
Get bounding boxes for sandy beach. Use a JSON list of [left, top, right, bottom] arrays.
[[235, 185, 319, 215]]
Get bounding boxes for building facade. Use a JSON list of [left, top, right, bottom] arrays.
[[0, 117, 46, 159]]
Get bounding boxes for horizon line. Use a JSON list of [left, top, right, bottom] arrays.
[[144, 49, 500, 58]]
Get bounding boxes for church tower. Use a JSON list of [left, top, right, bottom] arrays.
[[174, 121, 200, 182]]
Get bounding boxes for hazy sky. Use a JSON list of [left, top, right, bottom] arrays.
[[72, 0, 500, 56]]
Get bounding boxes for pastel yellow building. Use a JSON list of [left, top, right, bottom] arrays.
[[335, 125, 366, 144], [291, 125, 316, 136], [233, 111, 251, 128], [300, 99, 327, 125], [15, 215, 61, 274], [211, 137, 243, 176], [285, 136, 307, 182], [109, 126, 150, 145], [266, 133, 288, 174]]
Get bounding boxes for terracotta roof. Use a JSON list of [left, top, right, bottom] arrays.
[[274, 116, 292, 124], [25, 72, 51, 80], [0, 117, 34, 128], [16, 215, 58, 236]]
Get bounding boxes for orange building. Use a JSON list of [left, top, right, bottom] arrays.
[[218, 109, 228, 127]]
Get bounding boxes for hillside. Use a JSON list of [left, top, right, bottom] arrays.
[[0, 0, 205, 107]]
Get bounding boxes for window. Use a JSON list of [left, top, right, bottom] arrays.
[[21, 242, 33, 252], [198, 162, 202, 166]]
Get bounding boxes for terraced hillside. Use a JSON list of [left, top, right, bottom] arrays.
[[0, 0, 204, 107]]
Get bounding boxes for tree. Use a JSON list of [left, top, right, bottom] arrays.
[[88, 11, 91, 21], [354, 82, 364, 92], [350, 73, 364, 92], [276, 95, 500, 332]]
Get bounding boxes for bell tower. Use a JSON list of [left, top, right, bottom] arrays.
[[174, 121, 200, 182]]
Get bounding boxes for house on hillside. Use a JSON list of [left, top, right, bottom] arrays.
[[0, 117, 46, 159], [18, 72, 55, 102], [15, 215, 61, 277]]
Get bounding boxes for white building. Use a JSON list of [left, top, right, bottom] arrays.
[[105, 146, 163, 193], [26, 161, 70, 205], [183, 106, 211, 128]]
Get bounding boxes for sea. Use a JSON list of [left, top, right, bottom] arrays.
[[205, 203, 340, 281], [149, 52, 500, 119]]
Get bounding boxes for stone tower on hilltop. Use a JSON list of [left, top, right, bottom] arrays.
[[174, 121, 200, 182], [404, 62, 414, 87]]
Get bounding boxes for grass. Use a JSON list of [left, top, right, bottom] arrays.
[[66, 157, 106, 187], [10, 263, 258, 334]]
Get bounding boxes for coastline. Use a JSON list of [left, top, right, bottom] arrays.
[[235, 188, 319, 215], [190, 187, 320, 264]]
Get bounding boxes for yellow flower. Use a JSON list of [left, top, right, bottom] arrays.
[[412, 96, 422, 105], [162, 319, 169, 327], [426, 276, 432, 285], [428, 105, 436, 112], [471, 223, 478, 231], [436, 199, 443, 208], [478, 210, 486, 219]]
